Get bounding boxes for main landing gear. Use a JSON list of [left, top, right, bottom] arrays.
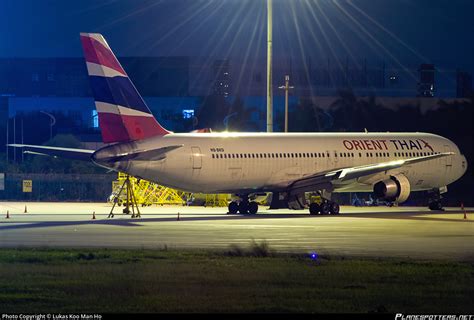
[[228, 195, 259, 215], [308, 190, 340, 215], [309, 200, 340, 215]]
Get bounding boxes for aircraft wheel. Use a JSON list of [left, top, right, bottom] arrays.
[[248, 201, 258, 214], [309, 203, 320, 215], [330, 202, 340, 215], [429, 201, 443, 211], [228, 202, 239, 214], [238, 202, 249, 214], [320, 202, 331, 215]]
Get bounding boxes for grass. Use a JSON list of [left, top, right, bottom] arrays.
[[0, 245, 473, 313]]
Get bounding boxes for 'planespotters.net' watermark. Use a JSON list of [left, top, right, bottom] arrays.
[[395, 315, 474, 320]]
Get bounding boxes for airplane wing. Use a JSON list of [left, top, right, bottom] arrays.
[[7, 144, 95, 161], [288, 152, 454, 195]]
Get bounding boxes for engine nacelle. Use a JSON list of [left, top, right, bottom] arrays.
[[373, 174, 411, 203]]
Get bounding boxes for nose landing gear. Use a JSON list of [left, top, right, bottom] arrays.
[[428, 187, 445, 211]]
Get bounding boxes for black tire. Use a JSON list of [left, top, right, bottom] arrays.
[[429, 201, 443, 211], [320, 202, 331, 215], [309, 203, 320, 215], [330, 202, 340, 215], [248, 202, 258, 214], [228, 202, 239, 214], [238, 202, 249, 214]]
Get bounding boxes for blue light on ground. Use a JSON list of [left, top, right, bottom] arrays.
[[309, 252, 318, 261]]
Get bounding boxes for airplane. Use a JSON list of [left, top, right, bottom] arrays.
[[9, 33, 468, 215]]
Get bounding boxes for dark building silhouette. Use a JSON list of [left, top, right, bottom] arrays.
[[417, 64, 435, 97], [0, 57, 189, 97], [456, 70, 472, 98], [212, 59, 230, 97]]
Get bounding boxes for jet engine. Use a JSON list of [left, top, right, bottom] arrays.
[[373, 174, 411, 203]]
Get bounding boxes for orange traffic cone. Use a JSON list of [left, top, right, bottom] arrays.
[[24, 205, 28, 213], [92, 211, 96, 220], [6, 210, 10, 219]]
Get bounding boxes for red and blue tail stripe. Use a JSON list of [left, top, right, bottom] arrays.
[[80, 33, 170, 143]]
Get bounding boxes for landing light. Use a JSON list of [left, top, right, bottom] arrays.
[[309, 252, 318, 261]]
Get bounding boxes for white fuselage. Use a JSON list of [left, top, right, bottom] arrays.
[[112, 132, 467, 194]]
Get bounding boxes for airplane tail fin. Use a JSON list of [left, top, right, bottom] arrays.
[[80, 33, 170, 144]]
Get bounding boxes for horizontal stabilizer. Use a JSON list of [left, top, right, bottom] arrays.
[[8, 144, 95, 161], [92, 144, 183, 163]]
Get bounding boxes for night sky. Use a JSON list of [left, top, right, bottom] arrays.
[[1, 0, 473, 73]]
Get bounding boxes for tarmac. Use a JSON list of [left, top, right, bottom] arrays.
[[0, 202, 473, 261]]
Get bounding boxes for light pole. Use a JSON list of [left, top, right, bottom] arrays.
[[40, 111, 56, 141], [278, 75, 294, 132], [266, 0, 273, 132]]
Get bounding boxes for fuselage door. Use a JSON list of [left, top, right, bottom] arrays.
[[332, 150, 338, 167], [443, 145, 452, 166], [191, 146, 202, 169], [443, 145, 452, 180]]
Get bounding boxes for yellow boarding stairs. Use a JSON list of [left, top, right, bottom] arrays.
[[204, 194, 229, 207], [109, 173, 230, 207]]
